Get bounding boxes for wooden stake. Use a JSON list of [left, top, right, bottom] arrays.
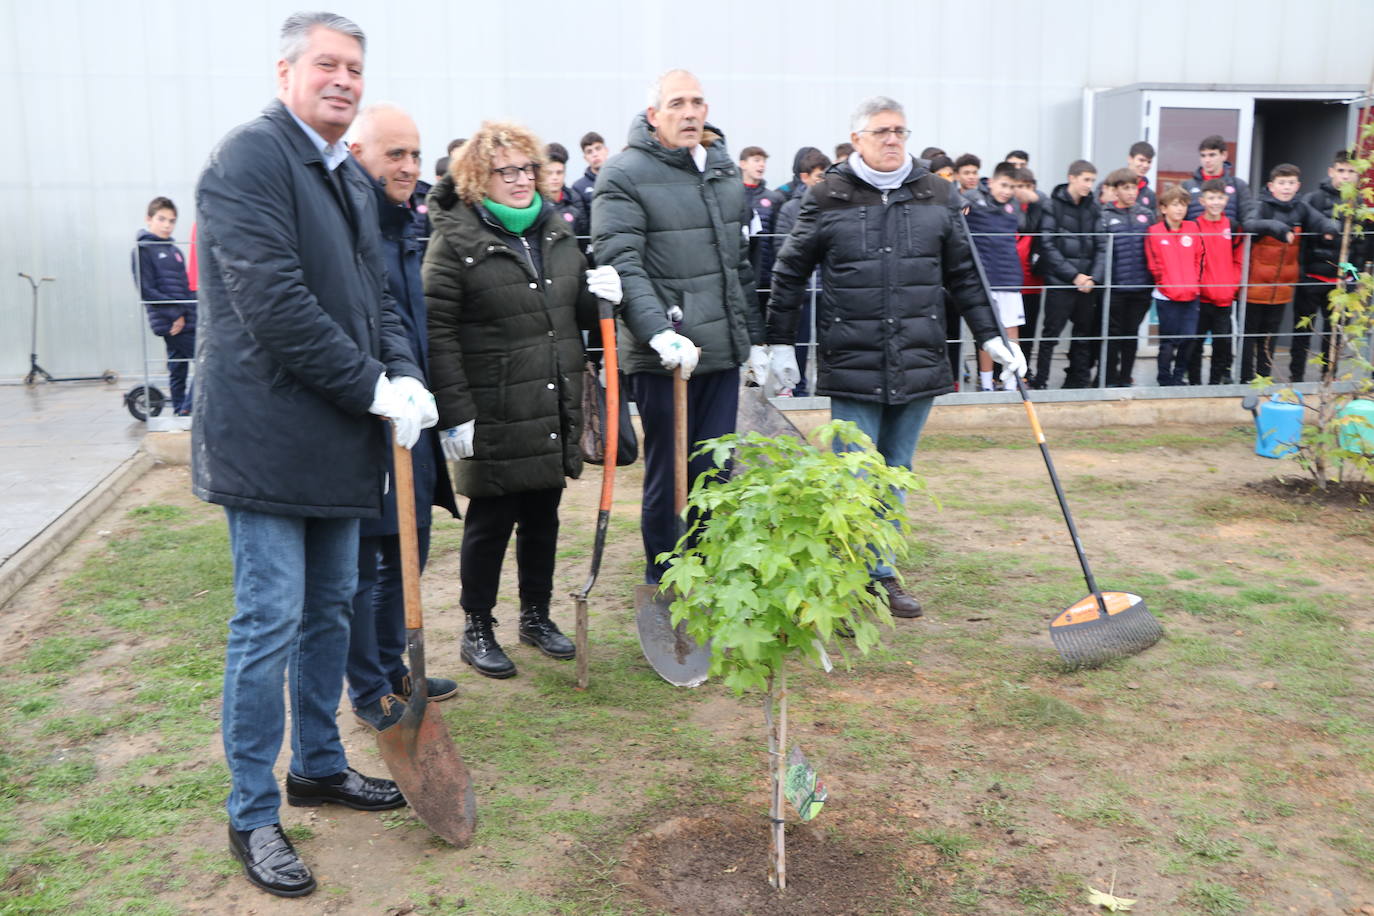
[[776, 666, 788, 891]]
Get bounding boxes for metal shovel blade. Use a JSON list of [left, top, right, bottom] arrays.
[[634, 584, 711, 687], [736, 385, 803, 440], [375, 685, 477, 847]]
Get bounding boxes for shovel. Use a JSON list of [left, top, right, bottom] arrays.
[[634, 365, 712, 687], [571, 298, 621, 689], [736, 383, 804, 441], [375, 424, 477, 846]]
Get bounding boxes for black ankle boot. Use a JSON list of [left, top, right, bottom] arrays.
[[461, 612, 516, 678], [518, 602, 575, 660]]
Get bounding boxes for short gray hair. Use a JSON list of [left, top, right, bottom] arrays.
[[280, 11, 366, 63], [851, 96, 904, 134], [647, 68, 699, 110]]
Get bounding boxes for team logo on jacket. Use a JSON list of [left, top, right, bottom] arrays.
[[1181, 235, 1193, 247], [1004, 203, 1014, 213], [1136, 214, 1149, 223], [1222, 227, 1232, 239], [1226, 185, 1235, 194], [417, 204, 428, 214], [563, 212, 575, 222], [761, 198, 772, 207]]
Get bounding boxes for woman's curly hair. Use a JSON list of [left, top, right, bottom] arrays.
[[449, 120, 545, 206]]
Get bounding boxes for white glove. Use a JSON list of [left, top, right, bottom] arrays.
[[585, 265, 622, 305], [648, 330, 699, 379], [980, 337, 1028, 388], [368, 374, 422, 449], [666, 305, 683, 323], [745, 345, 770, 387], [768, 345, 801, 393], [440, 420, 475, 460], [391, 375, 439, 430]]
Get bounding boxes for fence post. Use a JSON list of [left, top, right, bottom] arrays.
[[1236, 233, 1252, 381], [1099, 233, 1113, 388]]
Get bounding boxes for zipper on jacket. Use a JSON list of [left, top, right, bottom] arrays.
[[519, 236, 538, 277]]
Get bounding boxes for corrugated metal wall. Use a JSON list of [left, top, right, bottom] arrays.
[[3, 0, 1371, 378]]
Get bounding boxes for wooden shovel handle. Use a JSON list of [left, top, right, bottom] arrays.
[[391, 425, 423, 631], [674, 366, 688, 515]]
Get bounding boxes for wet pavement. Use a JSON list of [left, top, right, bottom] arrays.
[[0, 380, 144, 566]]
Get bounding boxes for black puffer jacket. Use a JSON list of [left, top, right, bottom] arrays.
[[591, 114, 762, 376], [1039, 183, 1104, 285], [424, 174, 596, 498], [767, 158, 1000, 404], [192, 100, 420, 517], [1301, 181, 1373, 276], [1183, 164, 1255, 223]]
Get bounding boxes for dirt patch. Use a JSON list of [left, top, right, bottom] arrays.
[[1246, 474, 1374, 509], [616, 813, 904, 916]]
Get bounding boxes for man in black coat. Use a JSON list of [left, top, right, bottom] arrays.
[[193, 12, 437, 899], [767, 96, 1024, 616], [345, 102, 460, 727]]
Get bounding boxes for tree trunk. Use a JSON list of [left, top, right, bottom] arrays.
[[765, 668, 788, 890]]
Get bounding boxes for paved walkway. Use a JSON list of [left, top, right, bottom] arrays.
[[0, 381, 143, 566]]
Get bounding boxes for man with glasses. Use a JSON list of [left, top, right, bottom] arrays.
[[591, 68, 767, 585], [767, 96, 1023, 617]]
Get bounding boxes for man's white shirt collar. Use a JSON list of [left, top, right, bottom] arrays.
[[287, 108, 350, 172]]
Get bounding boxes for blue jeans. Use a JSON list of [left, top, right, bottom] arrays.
[[222, 508, 358, 831], [1155, 298, 1200, 386], [829, 395, 935, 579], [347, 527, 430, 710]]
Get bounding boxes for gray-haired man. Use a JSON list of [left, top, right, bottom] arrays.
[[768, 96, 1024, 616], [194, 12, 436, 898]]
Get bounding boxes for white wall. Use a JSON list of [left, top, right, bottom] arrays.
[[3, 0, 1371, 378]]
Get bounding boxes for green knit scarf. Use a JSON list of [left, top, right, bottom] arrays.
[[482, 192, 543, 235]]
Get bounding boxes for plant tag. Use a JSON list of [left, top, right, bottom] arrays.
[[812, 640, 834, 673], [785, 747, 827, 821]]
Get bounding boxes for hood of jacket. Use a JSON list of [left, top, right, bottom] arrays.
[[1256, 189, 1304, 217], [1192, 162, 1237, 182], [426, 172, 563, 260], [1051, 182, 1096, 209], [625, 111, 732, 172]]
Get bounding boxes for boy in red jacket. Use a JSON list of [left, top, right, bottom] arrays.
[[1187, 178, 1245, 384], [1146, 186, 1203, 386]]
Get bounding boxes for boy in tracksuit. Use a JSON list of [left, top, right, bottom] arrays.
[[1145, 186, 1203, 386], [1240, 163, 1340, 382], [964, 162, 1026, 390], [1290, 150, 1370, 381], [132, 196, 196, 415], [1012, 168, 1047, 380], [1037, 160, 1105, 389], [1097, 168, 1155, 387], [1188, 178, 1245, 385]]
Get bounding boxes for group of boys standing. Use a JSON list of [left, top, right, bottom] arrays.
[[730, 135, 1360, 390]]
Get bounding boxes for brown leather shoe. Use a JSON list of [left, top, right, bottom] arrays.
[[873, 576, 923, 618]]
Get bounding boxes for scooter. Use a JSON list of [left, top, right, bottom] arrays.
[[19, 273, 117, 387]]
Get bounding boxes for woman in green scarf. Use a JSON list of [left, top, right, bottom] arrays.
[[424, 121, 622, 679]]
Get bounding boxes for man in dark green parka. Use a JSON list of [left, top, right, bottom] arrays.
[[591, 69, 768, 583]]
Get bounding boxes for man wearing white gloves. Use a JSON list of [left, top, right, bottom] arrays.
[[591, 69, 765, 583], [192, 13, 436, 897], [767, 96, 1024, 618]]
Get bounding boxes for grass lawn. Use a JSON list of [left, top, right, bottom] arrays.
[[1, 425, 1371, 915]]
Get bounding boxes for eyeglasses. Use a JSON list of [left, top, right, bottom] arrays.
[[491, 163, 540, 183], [858, 127, 912, 140]]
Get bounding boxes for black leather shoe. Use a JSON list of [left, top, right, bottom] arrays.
[[461, 613, 517, 678], [398, 673, 459, 702], [518, 603, 576, 660], [228, 824, 315, 898], [285, 767, 406, 811], [871, 576, 924, 618]]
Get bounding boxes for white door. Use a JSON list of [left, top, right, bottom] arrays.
[[1141, 90, 1255, 191]]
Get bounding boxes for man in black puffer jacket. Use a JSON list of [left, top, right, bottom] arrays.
[[592, 69, 767, 584], [1036, 160, 1105, 388], [768, 96, 1022, 617]]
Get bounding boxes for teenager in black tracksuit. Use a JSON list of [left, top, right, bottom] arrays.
[[1095, 170, 1155, 387], [1036, 163, 1104, 388]]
